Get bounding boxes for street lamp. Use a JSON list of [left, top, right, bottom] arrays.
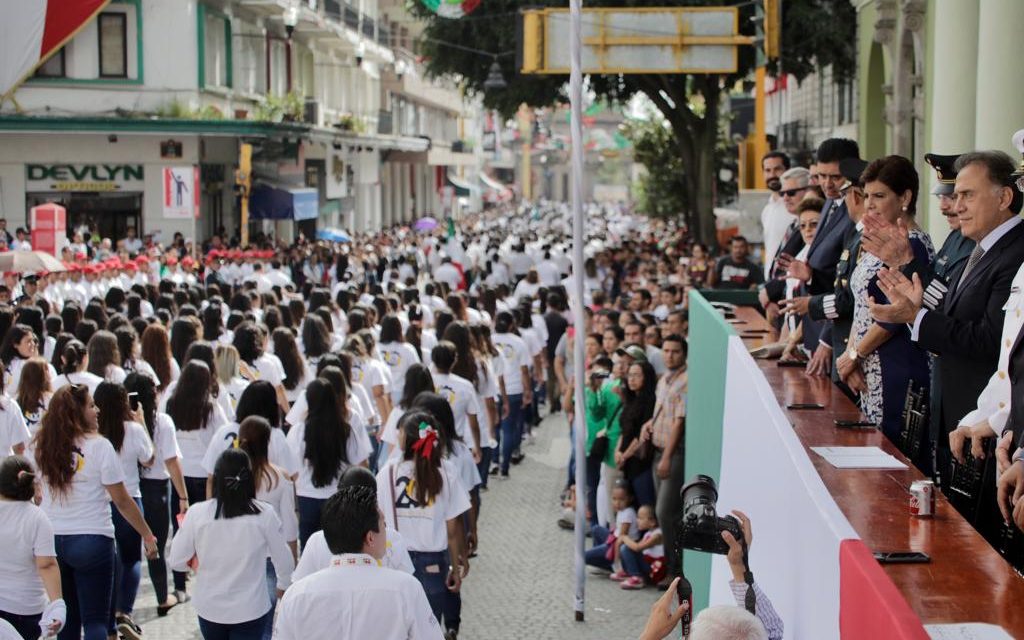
[[483, 59, 507, 92], [283, 1, 300, 39]]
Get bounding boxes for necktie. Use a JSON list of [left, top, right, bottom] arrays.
[[957, 245, 986, 291]]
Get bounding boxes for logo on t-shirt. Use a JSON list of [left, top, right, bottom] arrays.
[[382, 351, 402, 367], [394, 475, 435, 508], [71, 445, 85, 473], [437, 384, 456, 406]]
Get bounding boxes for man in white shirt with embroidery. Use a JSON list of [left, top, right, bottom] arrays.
[[275, 486, 443, 640]]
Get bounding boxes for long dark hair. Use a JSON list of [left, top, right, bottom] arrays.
[[0, 455, 36, 501], [271, 328, 304, 391], [620, 361, 657, 441], [235, 380, 281, 428], [202, 303, 223, 341], [379, 314, 404, 344], [301, 315, 330, 359], [232, 322, 263, 364], [141, 323, 173, 391], [237, 416, 277, 493], [0, 324, 35, 366], [169, 318, 198, 367], [33, 385, 91, 497], [94, 381, 130, 452], [302, 378, 350, 488], [397, 410, 443, 506], [442, 321, 479, 388], [86, 330, 120, 379], [399, 364, 435, 411], [167, 361, 213, 432], [16, 357, 50, 416], [124, 372, 157, 438], [181, 341, 221, 399], [212, 448, 260, 519]]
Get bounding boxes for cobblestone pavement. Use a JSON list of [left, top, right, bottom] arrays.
[[131, 411, 659, 639]]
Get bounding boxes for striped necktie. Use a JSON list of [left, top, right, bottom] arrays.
[[956, 245, 985, 292]]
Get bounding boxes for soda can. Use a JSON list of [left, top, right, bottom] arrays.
[[910, 480, 935, 517]]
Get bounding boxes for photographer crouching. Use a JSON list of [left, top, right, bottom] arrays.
[[639, 476, 783, 640]]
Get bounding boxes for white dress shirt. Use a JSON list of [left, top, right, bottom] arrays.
[[760, 195, 791, 279], [275, 554, 443, 640], [293, 527, 414, 582], [168, 499, 294, 625]]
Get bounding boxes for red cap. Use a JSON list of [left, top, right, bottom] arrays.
[[124, 261, 137, 271], [135, 255, 150, 264], [243, 250, 256, 259], [74, 252, 87, 261], [166, 256, 178, 266], [229, 250, 243, 260], [181, 256, 195, 268]]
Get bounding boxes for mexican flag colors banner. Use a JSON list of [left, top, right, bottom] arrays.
[[684, 292, 928, 638]]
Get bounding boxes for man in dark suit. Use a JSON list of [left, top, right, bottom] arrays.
[[870, 151, 1024, 539], [781, 139, 861, 376]]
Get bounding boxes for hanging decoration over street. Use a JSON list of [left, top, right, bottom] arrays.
[[0, 0, 111, 101], [420, 0, 481, 19]]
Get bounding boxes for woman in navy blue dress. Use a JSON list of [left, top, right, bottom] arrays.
[[838, 155, 934, 443]]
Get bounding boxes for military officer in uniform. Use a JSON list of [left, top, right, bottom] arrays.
[[919, 154, 976, 312], [793, 157, 869, 398]]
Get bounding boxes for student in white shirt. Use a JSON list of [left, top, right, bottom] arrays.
[[271, 328, 309, 406], [126, 373, 188, 615], [33, 385, 157, 640], [0, 455, 65, 640], [378, 314, 423, 407], [86, 331, 127, 384], [0, 389, 30, 459], [51, 339, 105, 398], [139, 323, 179, 397], [287, 379, 372, 548], [213, 344, 249, 421], [491, 312, 534, 477], [380, 364, 436, 460], [1, 324, 53, 399], [202, 381, 299, 494], [165, 361, 229, 601], [376, 411, 470, 630], [275, 485, 443, 640], [94, 381, 154, 637], [169, 449, 294, 640], [234, 322, 290, 417], [236, 416, 298, 640], [293, 465, 415, 582]]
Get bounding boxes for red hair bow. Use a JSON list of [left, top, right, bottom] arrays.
[[412, 422, 439, 460]]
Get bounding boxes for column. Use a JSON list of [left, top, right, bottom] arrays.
[[975, 0, 1024, 152], [924, 0, 978, 241]]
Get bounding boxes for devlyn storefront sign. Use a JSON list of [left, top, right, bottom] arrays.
[[26, 164, 145, 192]]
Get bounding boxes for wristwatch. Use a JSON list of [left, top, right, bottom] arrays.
[[846, 348, 860, 363]]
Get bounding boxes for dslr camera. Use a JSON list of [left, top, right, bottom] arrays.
[[677, 474, 742, 555]]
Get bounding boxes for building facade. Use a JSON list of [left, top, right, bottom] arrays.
[[0, 0, 479, 245]]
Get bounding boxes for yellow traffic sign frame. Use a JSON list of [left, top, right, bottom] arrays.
[[521, 6, 755, 75]]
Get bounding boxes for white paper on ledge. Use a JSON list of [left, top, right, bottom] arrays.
[[925, 623, 1014, 640], [810, 446, 908, 470]]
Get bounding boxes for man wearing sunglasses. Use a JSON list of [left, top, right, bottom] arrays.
[[759, 167, 812, 328]]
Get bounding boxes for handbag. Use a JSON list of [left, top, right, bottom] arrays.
[[588, 402, 623, 463]]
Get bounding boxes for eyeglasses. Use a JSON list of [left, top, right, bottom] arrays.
[[799, 221, 819, 229], [780, 188, 807, 198]]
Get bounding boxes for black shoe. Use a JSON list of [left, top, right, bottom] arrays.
[[489, 465, 499, 476], [511, 451, 525, 465]]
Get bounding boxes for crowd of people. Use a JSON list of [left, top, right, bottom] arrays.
[[755, 136, 1024, 570], [12, 132, 1024, 639]]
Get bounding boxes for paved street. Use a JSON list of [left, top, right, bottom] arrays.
[[131, 411, 659, 639]]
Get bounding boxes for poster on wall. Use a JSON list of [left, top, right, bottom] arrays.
[[326, 148, 346, 199], [162, 166, 199, 219]]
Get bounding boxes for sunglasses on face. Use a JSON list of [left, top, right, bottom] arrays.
[[780, 188, 807, 198]]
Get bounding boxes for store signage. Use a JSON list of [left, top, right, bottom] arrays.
[[25, 164, 145, 192], [163, 166, 200, 219]]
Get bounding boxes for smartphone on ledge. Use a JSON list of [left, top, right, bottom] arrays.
[[787, 403, 825, 410], [834, 419, 877, 428], [874, 551, 930, 564]]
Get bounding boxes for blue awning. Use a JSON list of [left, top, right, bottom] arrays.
[[249, 184, 320, 221]]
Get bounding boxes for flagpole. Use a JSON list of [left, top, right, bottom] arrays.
[[569, 0, 588, 623]]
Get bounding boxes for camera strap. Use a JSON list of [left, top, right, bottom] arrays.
[[676, 571, 693, 639], [740, 538, 757, 616]]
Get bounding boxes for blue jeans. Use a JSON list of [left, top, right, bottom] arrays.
[[262, 559, 276, 640], [197, 610, 272, 640], [628, 468, 657, 510], [585, 454, 602, 528], [409, 550, 450, 625], [497, 393, 523, 474], [111, 498, 143, 619], [0, 610, 41, 640], [475, 445, 492, 490], [297, 496, 328, 550], [620, 544, 650, 578], [584, 525, 613, 571], [55, 534, 115, 640], [140, 478, 172, 604]]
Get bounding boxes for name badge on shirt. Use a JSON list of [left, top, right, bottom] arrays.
[[840, 249, 850, 261]]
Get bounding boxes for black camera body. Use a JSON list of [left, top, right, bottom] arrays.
[[678, 474, 743, 555]]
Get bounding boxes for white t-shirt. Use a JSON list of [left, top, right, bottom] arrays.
[[220, 377, 250, 418], [615, 506, 639, 539], [202, 423, 299, 478], [0, 397, 30, 458], [257, 469, 299, 544], [114, 421, 154, 498], [432, 372, 480, 449], [167, 499, 294, 625], [255, 353, 287, 388], [139, 413, 181, 482], [52, 371, 104, 397], [378, 342, 421, 404], [475, 360, 499, 444], [376, 459, 470, 553], [293, 527, 414, 582], [287, 411, 373, 499], [351, 359, 385, 394], [40, 435, 125, 537], [6, 359, 59, 401], [0, 501, 55, 615], [491, 333, 531, 395], [174, 404, 229, 479]]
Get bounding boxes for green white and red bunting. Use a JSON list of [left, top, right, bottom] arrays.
[[686, 292, 930, 638], [420, 0, 480, 19], [1, 0, 111, 99]]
